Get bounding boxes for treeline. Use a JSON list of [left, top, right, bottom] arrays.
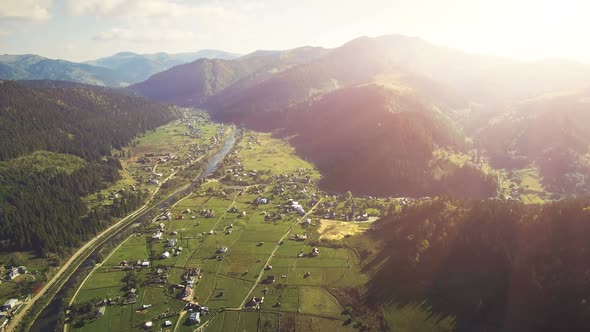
[[0, 80, 178, 160], [367, 197, 590, 331], [0, 81, 178, 255]]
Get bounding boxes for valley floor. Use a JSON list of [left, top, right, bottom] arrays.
[[65, 130, 383, 331]]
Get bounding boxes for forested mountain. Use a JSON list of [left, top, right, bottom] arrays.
[[0, 81, 178, 255], [366, 197, 590, 332], [0, 80, 177, 160], [280, 84, 496, 197], [85, 49, 240, 84]]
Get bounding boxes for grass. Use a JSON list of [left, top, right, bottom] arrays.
[[382, 301, 456, 332], [102, 236, 149, 266], [239, 132, 320, 177], [2, 150, 86, 177], [317, 219, 375, 240], [499, 166, 549, 204], [298, 286, 343, 317]]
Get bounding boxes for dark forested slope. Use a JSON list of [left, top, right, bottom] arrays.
[[0, 80, 177, 160], [0, 81, 178, 255], [366, 198, 590, 332]]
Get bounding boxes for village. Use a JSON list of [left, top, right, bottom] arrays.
[[65, 126, 389, 331]]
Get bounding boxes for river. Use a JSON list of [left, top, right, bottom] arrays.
[[28, 128, 238, 332]]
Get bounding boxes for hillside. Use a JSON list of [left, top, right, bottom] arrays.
[[0, 80, 178, 254], [477, 90, 590, 196], [286, 85, 496, 197], [363, 197, 590, 332]]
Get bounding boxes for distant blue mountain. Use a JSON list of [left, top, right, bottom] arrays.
[[0, 50, 240, 86]]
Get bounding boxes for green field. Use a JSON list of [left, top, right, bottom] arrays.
[[69, 130, 374, 331]]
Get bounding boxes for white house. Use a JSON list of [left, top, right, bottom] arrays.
[[2, 299, 17, 311], [162, 251, 170, 259], [7, 267, 20, 280]]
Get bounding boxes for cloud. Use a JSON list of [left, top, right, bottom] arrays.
[[66, 0, 239, 19], [93, 26, 196, 43], [0, 0, 52, 21], [82, 0, 247, 44]]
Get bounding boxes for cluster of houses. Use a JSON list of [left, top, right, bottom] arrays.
[[106, 186, 137, 201], [176, 268, 201, 301], [117, 259, 150, 270], [263, 211, 285, 222], [4, 266, 26, 280], [162, 238, 183, 259], [0, 298, 21, 328], [124, 288, 138, 305], [284, 199, 305, 215], [246, 296, 264, 309], [151, 267, 170, 284], [186, 302, 210, 325], [291, 233, 309, 241]]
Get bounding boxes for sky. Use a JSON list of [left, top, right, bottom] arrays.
[[0, 0, 589, 63]]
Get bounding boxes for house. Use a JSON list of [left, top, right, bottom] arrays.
[[2, 299, 18, 311], [295, 233, 308, 241], [311, 247, 320, 257], [190, 311, 201, 324], [301, 218, 311, 226], [218, 246, 228, 254], [246, 296, 264, 309], [162, 251, 170, 259], [96, 306, 106, 317], [265, 275, 276, 284], [167, 238, 177, 247], [144, 321, 153, 328], [165, 320, 173, 327], [141, 260, 150, 268], [7, 267, 20, 280], [179, 286, 192, 300], [152, 231, 163, 240]]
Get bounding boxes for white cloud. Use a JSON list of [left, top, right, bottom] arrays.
[[66, 0, 239, 19], [94, 26, 196, 43], [0, 0, 52, 20], [79, 0, 247, 45]]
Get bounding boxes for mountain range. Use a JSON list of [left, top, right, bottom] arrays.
[[0, 49, 239, 87], [129, 34, 590, 197]]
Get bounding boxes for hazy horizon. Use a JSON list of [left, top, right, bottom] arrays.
[[1, 0, 590, 64]]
